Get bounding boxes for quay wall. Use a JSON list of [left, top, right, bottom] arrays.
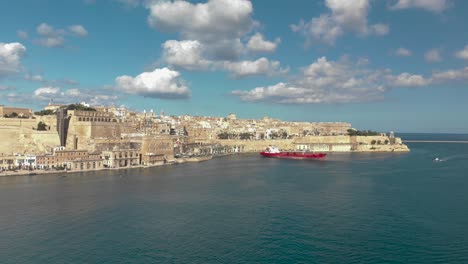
[[207, 135, 409, 153]]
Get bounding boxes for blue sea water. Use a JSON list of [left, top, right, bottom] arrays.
[[1, 134, 468, 263]]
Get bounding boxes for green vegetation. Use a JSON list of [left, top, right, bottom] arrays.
[[4, 112, 18, 118], [37, 121, 48, 131], [347, 129, 379, 136], [34, 109, 54, 116], [239, 132, 254, 140], [66, 104, 96, 111], [217, 132, 236, 139]]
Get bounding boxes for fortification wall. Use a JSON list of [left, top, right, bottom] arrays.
[[0, 118, 37, 129], [208, 135, 410, 153], [208, 139, 295, 152], [0, 123, 59, 154], [294, 135, 351, 144]]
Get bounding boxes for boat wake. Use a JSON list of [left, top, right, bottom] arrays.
[[434, 154, 468, 162]]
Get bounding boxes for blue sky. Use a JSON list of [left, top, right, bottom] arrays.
[[0, 0, 467, 133]]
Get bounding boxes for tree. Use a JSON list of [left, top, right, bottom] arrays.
[[240, 132, 252, 140], [34, 109, 54, 116], [218, 132, 229, 139], [4, 112, 19, 118], [37, 121, 48, 131], [371, 140, 376, 145], [66, 104, 96, 111], [348, 129, 379, 136]]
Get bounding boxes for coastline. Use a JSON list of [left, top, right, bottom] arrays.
[[0, 148, 407, 178], [0, 154, 217, 178]]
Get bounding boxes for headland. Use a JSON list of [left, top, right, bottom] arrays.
[[0, 103, 409, 176]]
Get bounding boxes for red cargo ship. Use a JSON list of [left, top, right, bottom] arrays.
[[260, 146, 326, 159]]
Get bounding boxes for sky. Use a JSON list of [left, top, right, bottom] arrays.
[[0, 0, 467, 133]]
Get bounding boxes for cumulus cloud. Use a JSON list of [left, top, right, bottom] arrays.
[[146, 0, 255, 60], [147, 0, 254, 40], [231, 56, 468, 104], [30, 86, 118, 105], [390, 0, 450, 12], [455, 45, 468, 60], [387, 73, 431, 87], [425, 48, 442, 62], [232, 57, 389, 103], [432, 67, 468, 81], [34, 86, 61, 100], [223, 57, 287, 78], [161, 39, 286, 77], [162, 40, 212, 70], [35, 23, 88, 47], [149, 0, 284, 78], [395, 47, 412, 56], [68, 25, 88, 37], [291, 0, 388, 45], [247, 33, 280, 53], [115, 67, 190, 99], [0, 42, 26, 78]]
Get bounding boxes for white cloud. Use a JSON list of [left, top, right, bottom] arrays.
[[35, 23, 88, 48], [34, 86, 61, 100], [425, 48, 442, 62], [115, 67, 190, 99], [232, 57, 389, 103], [0, 42, 26, 77], [388, 72, 431, 87], [455, 45, 468, 60], [24, 73, 79, 86], [30, 86, 118, 105], [231, 56, 468, 104], [247, 33, 280, 53], [371, 24, 390, 36], [390, 0, 450, 12], [146, 0, 255, 60], [162, 40, 212, 70], [432, 67, 468, 81], [395, 47, 412, 56], [0, 85, 16, 91], [17, 30, 28, 39], [68, 25, 88, 37], [24, 74, 45, 82], [291, 0, 388, 45], [223, 57, 286, 78], [161, 39, 286, 78]]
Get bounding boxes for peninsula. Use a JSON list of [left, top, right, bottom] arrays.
[[0, 103, 409, 175]]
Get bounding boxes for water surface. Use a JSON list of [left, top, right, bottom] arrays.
[[1, 138, 468, 263]]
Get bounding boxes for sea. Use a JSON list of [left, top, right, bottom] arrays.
[[1, 133, 468, 263]]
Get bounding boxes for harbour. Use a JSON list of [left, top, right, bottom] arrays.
[[1, 138, 467, 263]]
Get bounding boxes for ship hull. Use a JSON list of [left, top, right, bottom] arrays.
[[260, 152, 326, 159]]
